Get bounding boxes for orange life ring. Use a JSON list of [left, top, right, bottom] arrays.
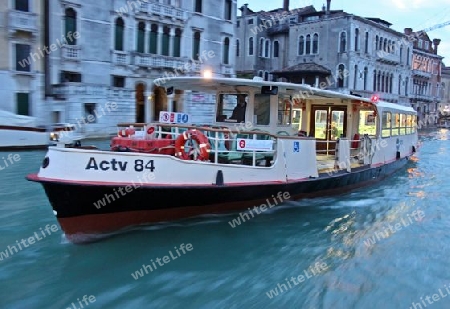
[[174, 129, 211, 161]]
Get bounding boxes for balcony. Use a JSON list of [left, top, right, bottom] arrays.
[[139, 1, 186, 21], [375, 51, 400, 64], [411, 93, 434, 102], [8, 10, 37, 35], [112, 51, 129, 66], [52, 83, 133, 100], [133, 53, 186, 70], [61, 45, 81, 61], [412, 69, 432, 79], [266, 23, 289, 35]]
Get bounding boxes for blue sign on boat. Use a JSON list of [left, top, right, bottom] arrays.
[[294, 141, 300, 152]]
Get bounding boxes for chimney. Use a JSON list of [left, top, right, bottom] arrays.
[[433, 38, 441, 54], [404, 28, 413, 36], [242, 3, 248, 16], [283, 0, 289, 11], [326, 0, 331, 14]]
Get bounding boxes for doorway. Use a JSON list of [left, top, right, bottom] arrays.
[[310, 105, 347, 155], [135, 83, 145, 123]]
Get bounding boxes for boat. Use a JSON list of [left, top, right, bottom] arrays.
[[0, 110, 49, 150], [26, 76, 419, 243], [49, 123, 85, 147]]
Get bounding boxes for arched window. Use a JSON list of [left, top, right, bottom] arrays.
[[173, 28, 182, 57], [375, 35, 379, 50], [298, 36, 304, 55], [115, 17, 124, 51], [400, 45, 403, 62], [378, 37, 383, 50], [373, 70, 377, 91], [305, 34, 311, 55], [264, 40, 270, 58], [137, 22, 145, 53], [406, 48, 410, 65], [381, 73, 385, 92], [259, 38, 264, 57], [353, 65, 358, 89], [339, 32, 346, 53], [223, 37, 230, 64], [312, 34, 318, 54], [273, 40, 279, 57], [65, 8, 77, 45], [249, 37, 254, 55], [363, 67, 368, 90], [162, 26, 170, 56], [354, 28, 359, 51], [149, 24, 158, 54], [236, 39, 240, 57], [193, 31, 200, 60], [264, 71, 269, 81], [364, 32, 369, 53], [337, 64, 345, 88], [398, 75, 402, 94]]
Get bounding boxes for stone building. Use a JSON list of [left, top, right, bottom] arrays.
[[407, 29, 443, 125], [438, 65, 450, 120], [43, 0, 236, 136], [0, 0, 45, 121], [235, 0, 414, 106]]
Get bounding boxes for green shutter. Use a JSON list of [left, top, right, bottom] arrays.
[[65, 17, 76, 45], [137, 29, 145, 53], [17, 93, 29, 116], [149, 32, 158, 54], [193, 38, 199, 60], [115, 25, 124, 51], [162, 33, 169, 56], [173, 36, 180, 57]]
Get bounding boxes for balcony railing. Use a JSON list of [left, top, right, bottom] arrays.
[[412, 69, 432, 79], [139, 1, 186, 20], [112, 51, 129, 65], [133, 53, 187, 70], [267, 23, 289, 35], [61, 45, 81, 61], [8, 10, 37, 34], [375, 51, 400, 64], [52, 83, 133, 100], [221, 64, 233, 76]]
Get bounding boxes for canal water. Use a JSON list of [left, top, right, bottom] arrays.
[[0, 129, 449, 309]]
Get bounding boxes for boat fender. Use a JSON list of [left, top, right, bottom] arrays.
[[174, 129, 211, 161], [412, 145, 416, 153], [396, 151, 401, 160], [215, 170, 224, 186]]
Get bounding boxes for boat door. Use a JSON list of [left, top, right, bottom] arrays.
[[310, 105, 347, 156]]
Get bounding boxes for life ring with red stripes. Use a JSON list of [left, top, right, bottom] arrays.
[[175, 129, 211, 161]]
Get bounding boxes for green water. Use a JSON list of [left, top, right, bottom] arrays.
[[0, 130, 449, 309]]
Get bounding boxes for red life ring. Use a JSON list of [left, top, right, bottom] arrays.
[[174, 129, 211, 161]]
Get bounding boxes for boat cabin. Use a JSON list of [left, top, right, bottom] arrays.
[[112, 76, 417, 175]]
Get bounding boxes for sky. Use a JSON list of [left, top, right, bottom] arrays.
[[237, 0, 450, 65]]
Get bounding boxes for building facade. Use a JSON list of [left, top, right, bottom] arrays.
[[408, 29, 443, 125], [44, 0, 236, 136], [438, 65, 450, 120], [0, 0, 45, 121], [235, 2, 415, 106]]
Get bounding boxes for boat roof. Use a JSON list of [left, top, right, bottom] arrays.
[[154, 77, 415, 113]]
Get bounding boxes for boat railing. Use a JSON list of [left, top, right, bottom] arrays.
[[115, 123, 278, 167]]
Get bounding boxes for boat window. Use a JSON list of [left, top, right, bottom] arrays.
[[399, 114, 406, 135], [406, 114, 412, 134], [392, 113, 400, 136], [331, 110, 345, 140], [216, 93, 247, 123], [412, 115, 417, 133], [291, 98, 303, 131], [278, 96, 292, 126], [359, 110, 376, 136], [254, 94, 270, 125], [381, 111, 391, 137], [314, 110, 327, 139]]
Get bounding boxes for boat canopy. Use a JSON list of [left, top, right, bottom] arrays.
[[0, 110, 39, 127]]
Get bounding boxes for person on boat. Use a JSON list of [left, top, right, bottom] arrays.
[[230, 95, 247, 123]]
